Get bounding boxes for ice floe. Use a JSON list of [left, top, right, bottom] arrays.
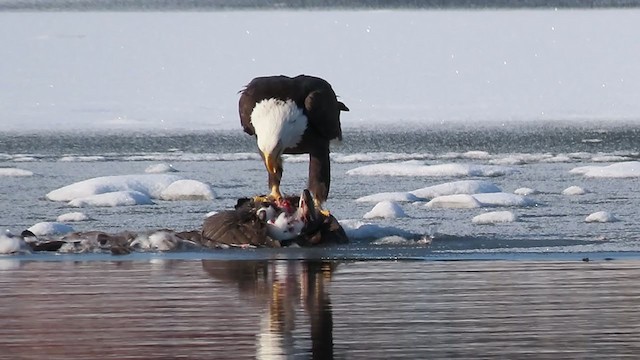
[[585, 211, 618, 223], [562, 186, 587, 195], [27, 222, 75, 236], [472, 211, 517, 225], [570, 161, 640, 178], [426, 192, 535, 209], [333, 152, 434, 163], [145, 163, 179, 173], [346, 162, 516, 177], [46, 174, 214, 206], [57, 212, 91, 222], [363, 201, 407, 219], [0, 167, 33, 176], [340, 219, 419, 240], [69, 191, 155, 207], [472, 193, 536, 207], [426, 194, 482, 209], [514, 187, 538, 196], [159, 179, 215, 200], [410, 180, 501, 199]]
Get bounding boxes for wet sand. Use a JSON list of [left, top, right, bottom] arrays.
[[1, 258, 639, 359]]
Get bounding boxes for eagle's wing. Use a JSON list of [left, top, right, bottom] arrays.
[[238, 86, 256, 136], [304, 89, 348, 141]]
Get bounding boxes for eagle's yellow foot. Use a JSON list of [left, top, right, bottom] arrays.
[[314, 198, 330, 217], [252, 195, 271, 204]]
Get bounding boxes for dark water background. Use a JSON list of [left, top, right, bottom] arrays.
[[2, 123, 639, 156]]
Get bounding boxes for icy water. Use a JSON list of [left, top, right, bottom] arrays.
[[1, 124, 639, 254], [2, 258, 640, 359], [2, 124, 640, 358]]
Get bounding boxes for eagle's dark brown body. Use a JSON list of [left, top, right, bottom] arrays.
[[239, 75, 349, 204]]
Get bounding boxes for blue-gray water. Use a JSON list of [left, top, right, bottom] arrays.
[[2, 124, 639, 254], [2, 124, 640, 358]]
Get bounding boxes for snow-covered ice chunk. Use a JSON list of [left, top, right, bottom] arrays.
[[27, 222, 75, 236], [585, 211, 618, 223], [356, 192, 419, 203], [69, 191, 154, 207], [145, 163, 179, 173], [472, 193, 536, 207], [333, 152, 433, 163], [339, 219, 418, 240], [570, 161, 640, 178], [47, 174, 182, 202], [159, 179, 215, 200], [426, 194, 482, 209], [410, 180, 501, 200], [0, 168, 33, 177], [427, 192, 535, 209], [472, 211, 517, 224], [57, 212, 90, 222], [346, 162, 516, 177], [363, 201, 407, 219], [514, 187, 538, 195], [562, 186, 587, 195]]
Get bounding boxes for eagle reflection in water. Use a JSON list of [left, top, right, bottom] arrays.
[[201, 260, 335, 359]]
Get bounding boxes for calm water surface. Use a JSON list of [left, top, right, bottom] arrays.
[[1, 258, 639, 359]]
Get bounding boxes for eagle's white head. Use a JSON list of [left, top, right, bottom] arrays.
[[251, 99, 307, 155], [250, 98, 308, 174]]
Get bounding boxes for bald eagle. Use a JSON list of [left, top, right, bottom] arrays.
[[239, 75, 349, 207]]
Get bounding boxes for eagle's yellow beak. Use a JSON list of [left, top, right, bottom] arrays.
[[263, 151, 280, 175]]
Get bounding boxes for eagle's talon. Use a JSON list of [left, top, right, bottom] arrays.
[[253, 195, 271, 204]]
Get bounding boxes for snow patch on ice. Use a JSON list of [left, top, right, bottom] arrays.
[[346, 162, 516, 177], [363, 201, 407, 219], [426, 194, 482, 209], [27, 222, 75, 236], [472, 211, 517, 224], [0, 168, 33, 177], [339, 219, 419, 240], [69, 191, 154, 207], [47, 174, 182, 201], [410, 180, 501, 200], [145, 163, 179, 173], [427, 192, 535, 209], [159, 179, 215, 200], [57, 212, 91, 222], [562, 186, 587, 195], [46, 174, 215, 206], [570, 161, 640, 178], [585, 211, 618, 223], [514, 187, 538, 196]]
